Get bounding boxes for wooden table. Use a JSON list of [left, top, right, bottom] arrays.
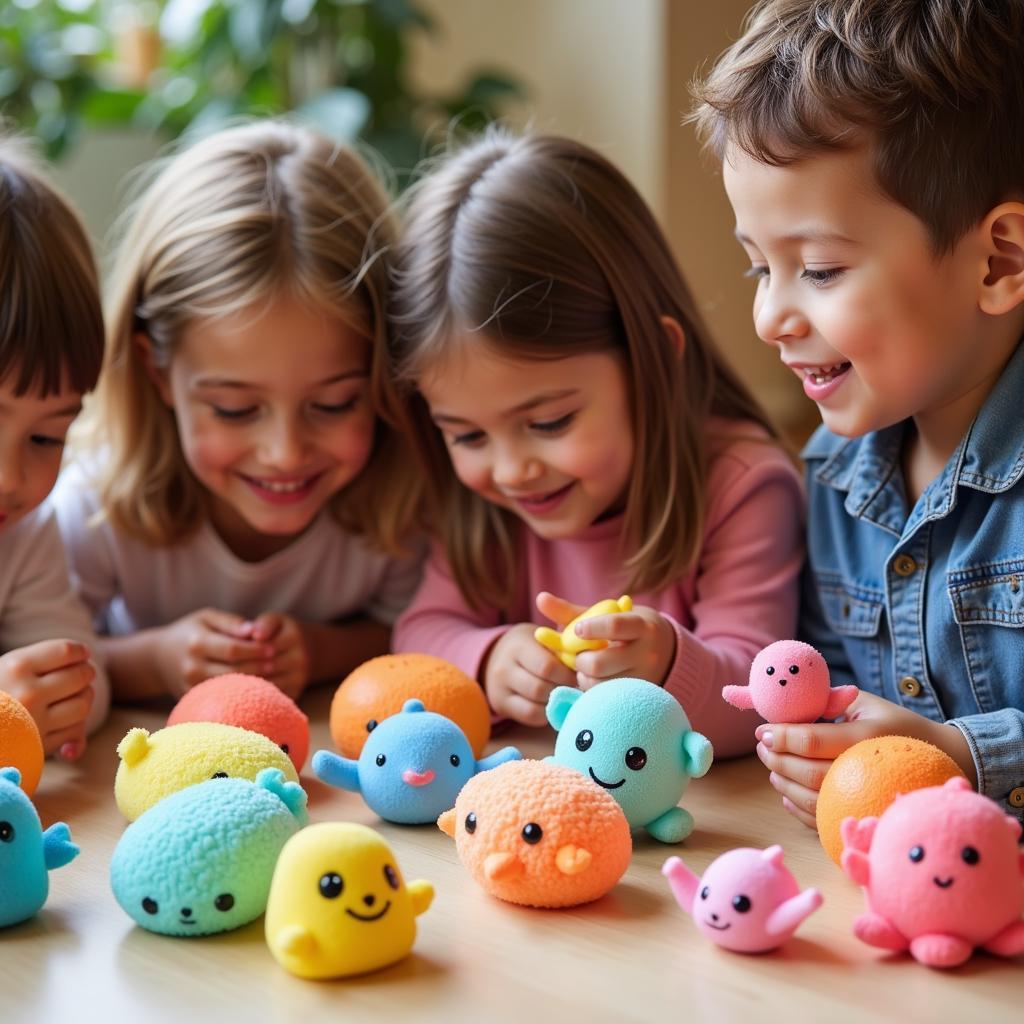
[[4, 688, 1019, 1024]]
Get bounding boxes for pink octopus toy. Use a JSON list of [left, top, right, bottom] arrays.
[[842, 776, 1024, 968], [662, 846, 822, 953], [722, 639, 858, 723]]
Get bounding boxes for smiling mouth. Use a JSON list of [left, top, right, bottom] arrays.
[[801, 362, 851, 385], [933, 877, 954, 889], [588, 767, 625, 790], [345, 901, 392, 922], [179, 919, 196, 926], [704, 920, 731, 931]]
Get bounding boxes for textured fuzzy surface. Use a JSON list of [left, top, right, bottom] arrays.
[[313, 699, 520, 825], [266, 821, 433, 979], [114, 721, 299, 821], [329, 653, 490, 758], [534, 595, 633, 670], [546, 677, 712, 837], [111, 769, 306, 937], [0, 691, 44, 797], [168, 673, 310, 771], [438, 759, 631, 908]]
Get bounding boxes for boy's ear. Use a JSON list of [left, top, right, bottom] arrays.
[[660, 316, 686, 359], [978, 203, 1024, 316], [133, 331, 173, 405]]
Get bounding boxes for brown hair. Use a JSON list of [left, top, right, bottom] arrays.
[[0, 134, 103, 396], [388, 128, 780, 611], [691, 0, 1024, 251]]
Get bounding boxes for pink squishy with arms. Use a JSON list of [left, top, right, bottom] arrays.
[[842, 777, 1024, 968], [662, 845, 822, 953], [722, 639, 858, 723]]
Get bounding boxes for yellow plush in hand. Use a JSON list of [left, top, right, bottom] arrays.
[[265, 822, 433, 979], [114, 722, 299, 821], [534, 595, 633, 670]]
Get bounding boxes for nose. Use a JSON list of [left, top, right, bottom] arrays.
[[491, 442, 542, 489], [754, 281, 808, 347], [363, 894, 376, 907], [259, 413, 309, 471], [710, 912, 719, 922]]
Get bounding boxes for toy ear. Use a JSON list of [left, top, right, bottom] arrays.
[[117, 728, 151, 767], [840, 815, 878, 854], [943, 776, 971, 793], [437, 809, 456, 838], [681, 730, 713, 778], [0, 766, 21, 786], [761, 845, 785, 866], [546, 686, 582, 730]]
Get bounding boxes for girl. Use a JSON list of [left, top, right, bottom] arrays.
[[388, 129, 804, 756], [53, 121, 423, 701]]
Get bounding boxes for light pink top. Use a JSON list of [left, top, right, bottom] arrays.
[[393, 423, 805, 757]]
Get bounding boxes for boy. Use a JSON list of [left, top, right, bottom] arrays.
[[692, 0, 1024, 823], [0, 135, 109, 756]]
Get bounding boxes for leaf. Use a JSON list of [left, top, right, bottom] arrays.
[[296, 86, 370, 140], [81, 88, 145, 123]]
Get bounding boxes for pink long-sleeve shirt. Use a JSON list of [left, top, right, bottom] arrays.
[[393, 424, 805, 757]]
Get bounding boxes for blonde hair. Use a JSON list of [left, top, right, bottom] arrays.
[[83, 120, 419, 554], [388, 129, 780, 611]]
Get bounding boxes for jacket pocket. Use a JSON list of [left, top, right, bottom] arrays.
[[816, 572, 884, 638]]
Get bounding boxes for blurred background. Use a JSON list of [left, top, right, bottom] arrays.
[[1, 0, 810, 438]]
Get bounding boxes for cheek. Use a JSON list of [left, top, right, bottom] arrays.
[[332, 412, 376, 463], [180, 416, 248, 475], [448, 448, 491, 494]]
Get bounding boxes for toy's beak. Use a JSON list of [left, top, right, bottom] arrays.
[[402, 769, 436, 787], [484, 851, 522, 880], [437, 809, 456, 837], [555, 844, 592, 875]]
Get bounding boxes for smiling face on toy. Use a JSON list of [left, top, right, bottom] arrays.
[[748, 641, 831, 722]]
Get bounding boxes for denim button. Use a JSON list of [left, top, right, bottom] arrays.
[[1009, 787, 1024, 809], [899, 675, 923, 697], [893, 555, 917, 577]]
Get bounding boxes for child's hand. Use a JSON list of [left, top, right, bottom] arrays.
[[0, 639, 96, 757], [535, 592, 677, 688], [754, 691, 978, 829], [239, 613, 311, 700], [484, 623, 577, 726]]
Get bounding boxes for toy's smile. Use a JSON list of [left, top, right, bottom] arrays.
[[933, 876, 954, 889], [588, 767, 625, 790], [179, 918, 196, 926], [704, 919, 731, 931], [345, 900, 392, 922]]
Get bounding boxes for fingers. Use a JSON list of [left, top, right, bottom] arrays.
[[38, 694, 93, 753], [755, 721, 869, 760], [496, 692, 550, 727], [45, 724, 89, 759], [34, 659, 96, 705], [534, 591, 585, 628], [189, 629, 272, 667], [198, 608, 251, 637], [246, 613, 284, 643], [755, 741, 831, 791], [574, 612, 644, 643], [4, 639, 91, 676], [766, 769, 820, 829]]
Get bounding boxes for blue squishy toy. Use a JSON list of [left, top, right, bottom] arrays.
[[546, 677, 713, 843], [110, 768, 307, 937], [312, 699, 521, 824], [0, 766, 79, 927]]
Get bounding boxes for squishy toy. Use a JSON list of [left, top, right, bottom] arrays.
[[546, 677, 712, 843], [817, 735, 964, 865], [842, 777, 1024, 968], [722, 640, 858, 723], [114, 721, 299, 821], [330, 653, 490, 758], [662, 846, 822, 953], [438, 759, 632, 908], [266, 821, 433, 978], [0, 767, 78, 927], [111, 768, 306, 937], [534, 595, 633, 670], [0, 691, 45, 796], [168, 673, 310, 771], [313, 699, 520, 824]]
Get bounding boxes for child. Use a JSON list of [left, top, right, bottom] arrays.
[[692, 0, 1024, 822], [53, 121, 423, 701], [387, 129, 804, 755], [0, 135, 109, 754]]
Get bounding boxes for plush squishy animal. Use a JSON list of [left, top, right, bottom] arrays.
[[722, 640, 858, 723], [841, 776, 1024, 968], [662, 846, 822, 953], [534, 595, 633, 670], [313, 699, 520, 824], [111, 768, 306, 937], [168, 673, 310, 771], [546, 677, 712, 843], [266, 822, 433, 979], [114, 721, 298, 821], [0, 767, 79, 927], [438, 759, 632, 908]]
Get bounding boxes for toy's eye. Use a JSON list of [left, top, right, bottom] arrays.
[[699, 886, 710, 900], [214, 893, 235, 912], [909, 845, 925, 863], [521, 822, 543, 844], [961, 846, 980, 865], [384, 864, 400, 890], [375, 753, 386, 767], [450, 754, 461, 767], [625, 747, 647, 771], [142, 897, 158, 915], [319, 873, 344, 899], [789, 664, 799, 674], [211, 771, 229, 779], [575, 729, 593, 752], [732, 894, 752, 913], [0, 821, 14, 843], [465, 812, 477, 834], [765, 666, 775, 676], [280, 744, 290, 754], [367, 719, 378, 733]]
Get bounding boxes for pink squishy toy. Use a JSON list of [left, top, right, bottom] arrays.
[[662, 845, 822, 953], [722, 640, 858, 723], [842, 776, 1024, 968]]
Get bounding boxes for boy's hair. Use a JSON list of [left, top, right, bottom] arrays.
[[388, 127, 780, 611], [84, 120, 420, 554], [691, 0, 1024, 251], [0, 135, 103, 396]]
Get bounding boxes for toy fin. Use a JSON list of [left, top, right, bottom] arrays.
[[765, 887, 822, 936], [407, 880, 434, 917], [255, 767, 309, 824], [721, 685, 755, 710], [42, 822, 79, 871], [823, 685, 859, 719], [555, 844, 592, 876], [276, 924, 317, 959], [661, 856, 700, 914], [475, 746, 522, 773], [311, 749, 360, 793]]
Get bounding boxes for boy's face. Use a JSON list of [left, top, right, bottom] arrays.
[[0, 373, 82, 532], [723, 145, 986, 438]]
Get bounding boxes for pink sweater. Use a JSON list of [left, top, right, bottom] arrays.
[[393, 426, 805, 757]]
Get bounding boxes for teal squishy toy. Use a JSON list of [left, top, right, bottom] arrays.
[[546, 677, 713, 843], [312, 699, 521, 824], [110, 768, 306, 937], [0, 767, 79, 927]]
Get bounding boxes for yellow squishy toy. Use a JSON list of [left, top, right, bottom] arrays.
[[534, 595, 633, 670], [114, 722, 299, 821], [265, 822, 433, 979]]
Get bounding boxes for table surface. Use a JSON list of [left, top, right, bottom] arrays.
[[3, 687, 1019, 1024]]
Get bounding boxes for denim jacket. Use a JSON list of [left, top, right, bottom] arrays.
[[800, 340, 1024, 822]]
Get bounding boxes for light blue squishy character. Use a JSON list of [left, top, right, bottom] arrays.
[[312, 699, 521, 824], [110, 768, 306, 937], [546, 677, 713, 844], [0, 767, 79, 928]]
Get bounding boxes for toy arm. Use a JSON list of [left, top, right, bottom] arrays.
[[275, 924, 318, 959], [839, 816, 877, 887], [476, 746, 522, 773], [823, 685, 860, 719], [681, 730, 714, 778], [766, 887, 823, 936], [534, 627, 564, 656], [661, 856, 700, 914], [407, 880, 434, 917], [42, 822, 79, 871], [311, 750, 361, 793], [721, 685, 755, 711]]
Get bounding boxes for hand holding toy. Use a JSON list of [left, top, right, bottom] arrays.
[[534, 594, 633, 670]]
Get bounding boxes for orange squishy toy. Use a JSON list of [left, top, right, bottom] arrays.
[[0, 691, 45, 796]]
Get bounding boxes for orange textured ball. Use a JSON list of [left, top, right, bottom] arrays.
[[330, 654, 490, 758], [0, 690, 45, 796], [816, 734, 965, 865]]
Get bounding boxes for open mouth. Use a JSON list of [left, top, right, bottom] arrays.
[[239, 471, 324, 503], [513, 482, 575, 515], [704, 920, 731, 931], [933, 876, 954, 889], [345, 900, 391, 922], [588, 767, 625, 790], [802, 363, 851, 386]]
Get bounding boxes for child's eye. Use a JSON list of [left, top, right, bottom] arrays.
[[801, 268, 844, 287], [743, 266, 769, 281], [313, 398, 357, 415], [211, 406, 258, 420], [531, 413, 575, 435], [450, 429, 486, 447], [29, 434, 64, 449]]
